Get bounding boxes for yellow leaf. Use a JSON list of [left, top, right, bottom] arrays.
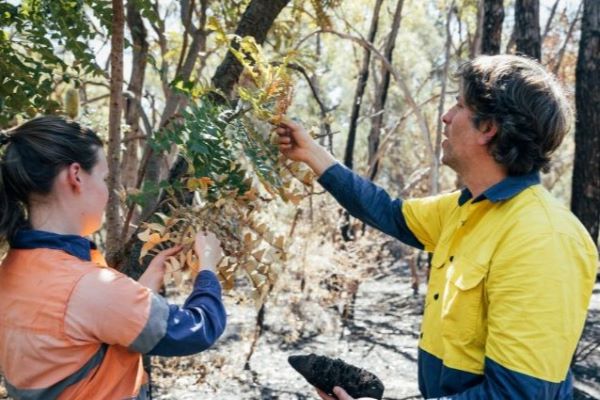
[[137, 229, 151, 242], [255, 223, 267, 235], [274, 236, 285, 249], [146, 223, 165, 233]]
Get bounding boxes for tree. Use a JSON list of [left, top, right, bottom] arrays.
[[105, 0, 125, 265], [340, 0, 384, 241], [367, 0, 405, 180], [481, 0, 504, 55], [514, 0, 541, 60], [343, 0, 384, 172], [571, 0, 599, 245]]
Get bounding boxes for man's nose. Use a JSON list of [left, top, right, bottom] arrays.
[[442, 109, 452, 125]]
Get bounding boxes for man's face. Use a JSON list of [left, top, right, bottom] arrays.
[[440, 93, 483, 174]]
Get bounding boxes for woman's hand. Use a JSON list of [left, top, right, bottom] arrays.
[[194, 231, 223, 274], [316, 387, 376, 400], [138, 245, 183, 292]]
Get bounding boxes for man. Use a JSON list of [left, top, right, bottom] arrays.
[[276, 55, 598, 399]]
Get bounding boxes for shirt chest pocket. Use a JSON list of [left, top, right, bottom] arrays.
[[441, 256, 488, 340]]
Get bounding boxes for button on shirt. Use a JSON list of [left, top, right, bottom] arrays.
[[318, 163, 598, 399]]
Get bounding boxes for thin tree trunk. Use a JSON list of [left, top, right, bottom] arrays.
[[571, 0, 599, 245], [552, 1, 582, 75], [344, 0, 384, 171], [471, 0, 484, 57], [367, 0, 404, 181], [542, 0, 561, 41], [122, 2, 148, 191], [141, 0, 210, 217], [106, 0, 125, 266], [341, 0, 384, 241], [432, 1, 455, 195], [481, 0, 504, 55], [515, 0, 541, 60]]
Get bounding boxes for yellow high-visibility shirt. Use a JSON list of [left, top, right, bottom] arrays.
[[318, 163, 598, 398], [404, 184, 597, 381]]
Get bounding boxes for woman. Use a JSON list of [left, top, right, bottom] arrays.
[[0, 116, 226, 399]]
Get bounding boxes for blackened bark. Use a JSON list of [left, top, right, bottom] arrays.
[[481, 0, 504, 55], [514, 0, 541, 60], [343, 0, 384, 171], [571, 0, 600, 245], [367, 0, 404, 181], [340, 0, 384, 241], [211, 0, 290, 98]]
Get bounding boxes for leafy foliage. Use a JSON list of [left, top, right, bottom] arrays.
[[135, 35, 314, 305], [0, 0, 105, 126]]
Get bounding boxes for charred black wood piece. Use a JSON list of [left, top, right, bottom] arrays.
[[288, 354, 384, 399]]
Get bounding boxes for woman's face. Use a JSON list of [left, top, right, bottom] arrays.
[[79, 148, 109, 236]]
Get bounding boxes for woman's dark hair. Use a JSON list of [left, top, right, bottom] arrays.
[[456, 55, 573, 175], [0, 116, 103, 242]]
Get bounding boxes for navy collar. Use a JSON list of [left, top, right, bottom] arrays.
[[458, 171, 541, 206], [10, 229, 97, 261]]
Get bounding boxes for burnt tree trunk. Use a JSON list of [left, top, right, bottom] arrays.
[[571, 0, 600, 245], [106, 0, 125, 266], [211, 0, 290, 97], [340, 0, 384, 241], [481, 0, 504, 55], [514, 0, 541, 60], [343, 0, 384, 171], [367, 0, 404, 181]]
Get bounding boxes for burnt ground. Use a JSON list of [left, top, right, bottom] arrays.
[[145, 258, 600, 400], [0, 243, 598, 400]]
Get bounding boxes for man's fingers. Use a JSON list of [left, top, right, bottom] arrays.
[[316, 389, 336, 400], [332, 387, 353, 400]]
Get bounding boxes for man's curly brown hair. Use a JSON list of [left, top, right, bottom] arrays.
[[456, 55, 574, 176]]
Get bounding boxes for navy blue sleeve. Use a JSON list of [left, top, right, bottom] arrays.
[[318, 163, 423, 249], [435, 358, 573, 400], [147, 270, 227, 356]]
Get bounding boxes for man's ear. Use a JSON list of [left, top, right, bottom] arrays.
[[477, 119, 498, 145], [66, 163, 83, 191]]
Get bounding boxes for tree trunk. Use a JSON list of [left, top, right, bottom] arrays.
[[571, 0, 599, 245], [514, 0, 541, 60], [432, 1, 455, 195], [105, 0, 125, 266], [122, 2, 148, 191], [340, 0, 384, 241], [471, 0, 484, 57], [552, 2, 582, 75], [367, 0, 404, 181], [211, 0, 291, 97], [343, 0, 384, 171], [542, 0, 560, 41], [481, 0, 504, 55]]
